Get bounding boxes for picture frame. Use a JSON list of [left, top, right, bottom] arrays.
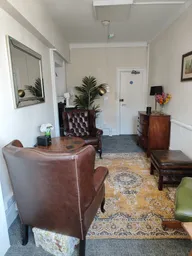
[[181, 51, 192, 82]]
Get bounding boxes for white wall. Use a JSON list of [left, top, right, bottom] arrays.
[[0, 8, 55, 224], [148, 5, 192, 158], [55, 65, 66, 98], [67, 46, 147, 134], [1, 0, 70, 62], [0, 183, 10, 256], [54, 52, 67, 98]]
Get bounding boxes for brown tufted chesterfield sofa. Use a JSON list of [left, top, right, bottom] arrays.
[[3, 140, 108, 256], [63, 109, 103, 158]]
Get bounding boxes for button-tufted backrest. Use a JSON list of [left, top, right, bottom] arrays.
[[2, 140, 97, 239], [66, 110, 90, 136]]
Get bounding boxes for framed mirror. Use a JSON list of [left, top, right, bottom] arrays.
[[8, 36, 45, 108]]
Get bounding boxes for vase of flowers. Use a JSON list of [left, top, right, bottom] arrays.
[[155, 93, 172, 114], [40, 123, 54, 145]]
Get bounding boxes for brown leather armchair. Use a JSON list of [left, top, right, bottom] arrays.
[[63, 109, 103, 158], [3, 140, 108, 256]]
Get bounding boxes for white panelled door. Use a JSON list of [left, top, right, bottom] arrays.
[[119, 70, 145, 135]]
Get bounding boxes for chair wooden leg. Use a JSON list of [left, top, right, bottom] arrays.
[[150, 162, 154, 175], [21, 224, 29, 246], [158, 175, 163, 191], [162, 219, 182, 231], [98, 150, 102, 159], [101, 198, 106, 213], [79, 238, 86, 256]]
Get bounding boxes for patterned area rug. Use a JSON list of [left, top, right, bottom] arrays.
[[87, 153, 188, 239]]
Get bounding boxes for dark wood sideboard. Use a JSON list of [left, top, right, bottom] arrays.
[[137, 111, 171, 156]]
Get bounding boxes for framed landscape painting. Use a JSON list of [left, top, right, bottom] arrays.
[[181, 51, 192, 81]]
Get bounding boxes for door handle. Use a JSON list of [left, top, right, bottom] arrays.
[[119, 99, 124, 102]]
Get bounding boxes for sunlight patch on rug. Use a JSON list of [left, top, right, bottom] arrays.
[[87, 153, 188, 239]]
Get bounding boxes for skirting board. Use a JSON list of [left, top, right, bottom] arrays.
[[6, 201, 18, 228], [103, 128, 117, 136]]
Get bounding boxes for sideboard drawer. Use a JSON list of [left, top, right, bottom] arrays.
[[141, 123, 148, 136], [137, 111, 171, 157], [137, 122, 148, 137], [139, 114, 149, 125]]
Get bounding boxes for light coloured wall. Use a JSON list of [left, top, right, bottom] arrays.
[[67, 47, 147, 134], [0, 8, 55, 221], [55, 66, 66, 98], [1, 0, 70, 62], [148, 5, 192, 157], [54, 52, 67, 98]]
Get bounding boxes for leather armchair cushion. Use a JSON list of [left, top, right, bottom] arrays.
[[67, 111, 90, 137], [175, 177, 192, 222], [83, 137, 99, 146]]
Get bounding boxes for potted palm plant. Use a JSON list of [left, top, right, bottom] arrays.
[[74, 76, 107, 114]]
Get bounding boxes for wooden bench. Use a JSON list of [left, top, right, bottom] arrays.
[[150, 150, 192, 191]]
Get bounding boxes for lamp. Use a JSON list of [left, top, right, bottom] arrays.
[[150, 86, 163, 112], [18, 89, 25, 98], [98, 87, 107, 96]]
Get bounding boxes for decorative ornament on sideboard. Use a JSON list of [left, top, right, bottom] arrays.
[[155, 93, 172, 114]]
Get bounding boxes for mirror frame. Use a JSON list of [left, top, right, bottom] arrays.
[[8, 36, 45, 108]]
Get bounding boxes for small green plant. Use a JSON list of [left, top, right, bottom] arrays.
[[74, 76, 106, 113]]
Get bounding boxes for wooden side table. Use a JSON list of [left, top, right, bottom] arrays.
[[36, 137, 85, 153]]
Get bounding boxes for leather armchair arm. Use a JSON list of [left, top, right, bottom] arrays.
[[91, 128, 103, 137], [65, 132, 74, 137], [94, 166, 108, 192]]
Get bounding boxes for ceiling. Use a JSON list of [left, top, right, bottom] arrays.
[[43, 0, 189, 44]]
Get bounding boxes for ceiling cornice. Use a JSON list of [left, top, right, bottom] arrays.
[[70, 42, 148, 49]]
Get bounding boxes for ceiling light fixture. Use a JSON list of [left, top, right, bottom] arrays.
[[101, 20, 115, 40], [101, 20, 110, 26], [108, 33, 115, 39]]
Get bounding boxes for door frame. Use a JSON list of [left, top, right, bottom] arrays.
[[50, 50, 66, 137], [50, 49, 60, 137], [116, 68, 147, 135]]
